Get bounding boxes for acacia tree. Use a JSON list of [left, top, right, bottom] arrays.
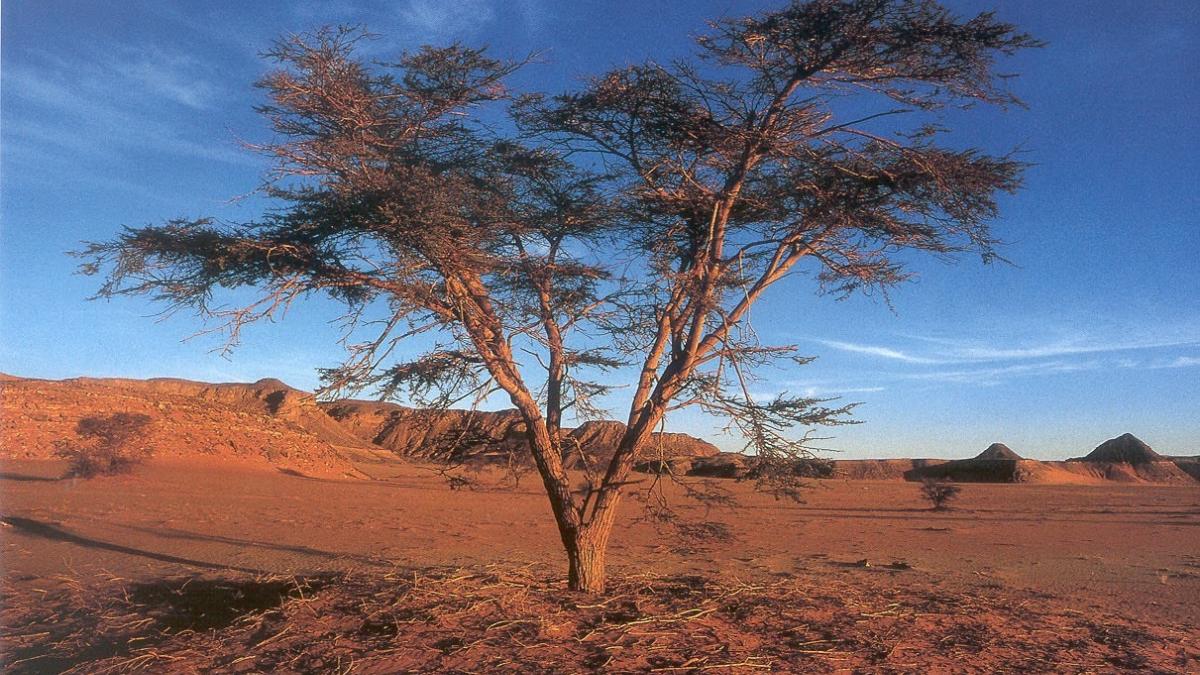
[[81, 0, 1037, 593]]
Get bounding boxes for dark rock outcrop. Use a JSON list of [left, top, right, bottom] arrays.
[[894, 443, 1026, 483], [1071, 433, 1163, 464], [1168, 456, 1200, 481], [684, 452, 835, 480], [1063, 434, 1194, 481], [686, 453, 749, 478], [974, 443, 1022, 461]]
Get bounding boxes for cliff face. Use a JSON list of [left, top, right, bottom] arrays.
[[563, 421, 720, 471], [320, 400, 528, 462], [1170, 457, 1200, 481], [320, 403, 721, 467]]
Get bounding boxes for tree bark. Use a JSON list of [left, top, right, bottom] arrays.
[[565, 527, 609, 593]]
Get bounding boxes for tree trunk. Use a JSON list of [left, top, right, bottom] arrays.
[[564, 527, 610, 594]]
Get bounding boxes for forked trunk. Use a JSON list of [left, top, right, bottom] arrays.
[[564, 527, 610, 594], [561, 416, 659, 593]]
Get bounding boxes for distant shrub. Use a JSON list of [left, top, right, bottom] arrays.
[[55, 413, 152, 478], [791, 457, 835, 478], [920, 478, 962, 511]]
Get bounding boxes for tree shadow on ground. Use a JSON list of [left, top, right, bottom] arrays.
[[114, 522, 394, 568], [0, 472, 60, 482], [0, 515, 264, 573], [3, 572, 334, 674], [128, 575, 334, 632]]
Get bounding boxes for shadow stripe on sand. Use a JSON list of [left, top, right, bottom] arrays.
[[1, 515, 265, 574]]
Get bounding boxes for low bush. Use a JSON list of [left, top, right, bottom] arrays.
[[920, 478, 962, 510], [55, 412, 152, 478]]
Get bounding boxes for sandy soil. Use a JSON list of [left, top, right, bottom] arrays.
[[3, 457, 1198, 672]]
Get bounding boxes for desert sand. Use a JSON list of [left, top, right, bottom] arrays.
[[2, 375, 1198, 672]]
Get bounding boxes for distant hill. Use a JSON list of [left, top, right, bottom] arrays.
[[974, 443, 1022, 461], [1, 373, 720, 476], [4, 374, 1195, 486], [0, 375, 371, 477], [320, 400, 528, 462], [1168, 456, 1200, 481], [1071, 433, 1163, 464], [320, 401, 719, 467], [828, 435, 1197, 485], [1060, 434, 1193, 481], [564, 421, 719, 471]]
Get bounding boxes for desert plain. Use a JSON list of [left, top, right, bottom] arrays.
[[2, 375, 1197, 673]]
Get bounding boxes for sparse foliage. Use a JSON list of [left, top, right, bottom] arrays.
[[920, 478, 962, 510], [55, 413, 153, 478], [80, 1, 1037, 591]]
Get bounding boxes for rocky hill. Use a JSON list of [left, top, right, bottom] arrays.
[[1071, 433, 1163, 463], [320, 400, 528, 462], [974, 443, 1022, 461], [1168, 456, 1200, 481], [564, 421, 720, 471], [320, 401, 720, 468], [1064, 433, 1193, 483], [0, 375, 370, 477], [4, 374, 1195, 486], [828, 436, 1197, 485], [0, 374, 721, 476]]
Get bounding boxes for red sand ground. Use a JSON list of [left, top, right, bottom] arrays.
[[2, 457, 1198, 672]]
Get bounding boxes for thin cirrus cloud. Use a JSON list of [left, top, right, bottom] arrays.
[[815, 335, 1200, 366], [808, 333, 1200, 387], [1152, 356, 1200, 369], [4, 49, 248, 170], [922, 337, 1200, 362], [812, 340, 946, 364], [12, 47, 221, 111], [898, 360, 1105, 386], [746, 385, 886, 402]]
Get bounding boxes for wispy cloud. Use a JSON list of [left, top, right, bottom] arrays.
[[813, 339, 945, 364], [4, 52, 251, 167], [1151, 355, 1200, 369], [809, 329, 1200, 387], [751, 383, 886, 400], [816, 334, 1199, 366], [899, 360, 1104, 386], [799, 385, 885, 398], [120, 54, 221, 110], [923, 336, 1200, 361], [5, 110, 249, 167], [16, 46, 222, 110], [399, 0, 498, 42]]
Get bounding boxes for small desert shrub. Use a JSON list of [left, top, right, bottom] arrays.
[[920, 478, 962, 510], [55, 412, 152, 478], [791, 457, 835, 478]]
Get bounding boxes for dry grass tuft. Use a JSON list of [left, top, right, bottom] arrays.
[[2, 564, 1195, 673]]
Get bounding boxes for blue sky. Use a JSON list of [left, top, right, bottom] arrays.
[[2, 1, 1197, 459]]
